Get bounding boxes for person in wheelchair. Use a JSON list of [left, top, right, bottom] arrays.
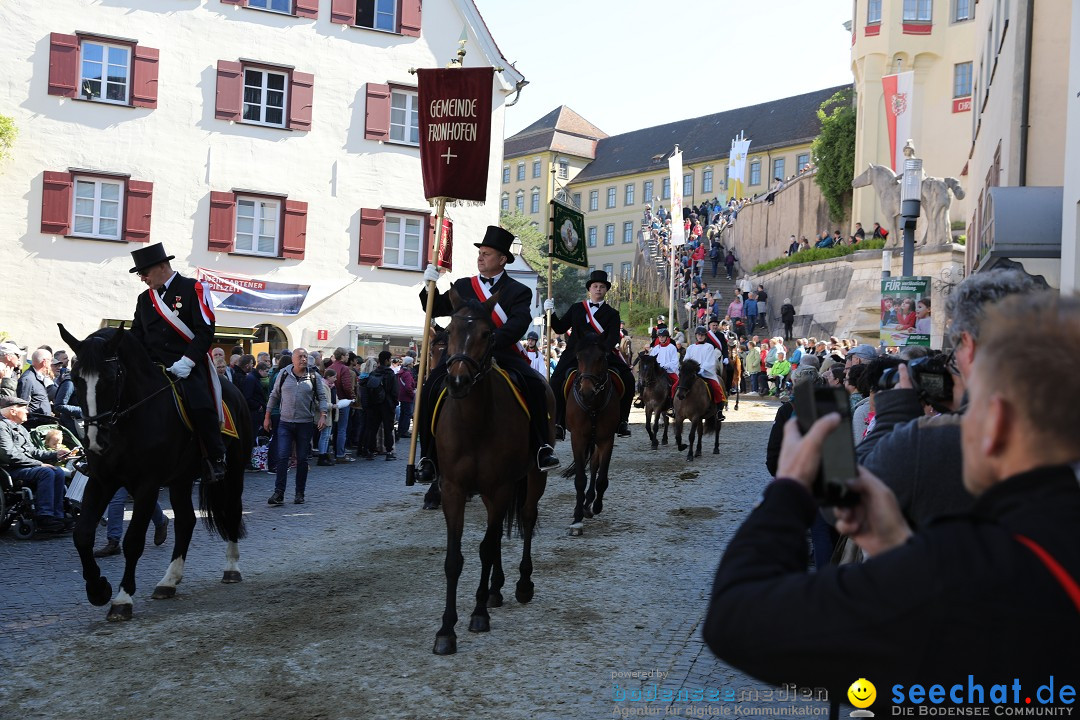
[[0, 396, 71, 534]]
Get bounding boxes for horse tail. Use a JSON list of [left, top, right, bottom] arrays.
[[199, 473, 247, 542], [503, 472, 528, 539], [560, 441, 595, 479]]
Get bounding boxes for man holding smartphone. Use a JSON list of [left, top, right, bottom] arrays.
[[704, 291, 1080, 694]]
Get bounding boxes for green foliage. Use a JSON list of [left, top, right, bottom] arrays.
[[623, 301, 670, 339], [812, 89, 856, 222], [752, 238, 885, 274], [0, 115, 16, 162], [954, 235, 966, 246], [501, 210, 584, 309]]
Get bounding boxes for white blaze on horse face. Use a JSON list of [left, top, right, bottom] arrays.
[[157, 557, 185, 589], [83, 371, 102, 452]]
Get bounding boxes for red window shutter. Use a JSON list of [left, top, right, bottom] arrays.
[[131, 45, 160, 109], [399, 0, 422, 37], [295, 0, 319, 18], [48, 33, 79, 98], [215, 60, 243, 122], [208, 191, 237, 252], [358, 208, 384, 266], [220, 0, 247, 5], [281, 200, 308, 259], [364, 83, 390, 141], [288, 71, 315, 131], [124, 180, 154, 243], [41, 171, 73, 235], [422, 213, 432, 265], [330, 0, 355, 24]]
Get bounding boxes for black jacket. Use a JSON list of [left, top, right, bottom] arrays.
[[704, 466, 1080, 696], [780, 303, 796, 323], [0, 418, 59, 470], [17, 368, 52, 415], [550, 300, 622, 371]]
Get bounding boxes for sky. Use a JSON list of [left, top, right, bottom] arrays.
[[474, 0, 856, 139]]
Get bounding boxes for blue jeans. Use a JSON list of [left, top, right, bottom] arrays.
[[746, 313, 758, 331], [266, 414, 281, 472], [275, 421, 313, 496], [334, 408, 349, 457], [397, 401, 414, 439], [106, 487, 166, 542], [12, 466, 66, 519]]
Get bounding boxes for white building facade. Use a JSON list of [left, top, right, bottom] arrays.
[[0, 0, 524, 357]]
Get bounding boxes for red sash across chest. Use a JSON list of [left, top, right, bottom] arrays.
[[470, 276, 508, 327]]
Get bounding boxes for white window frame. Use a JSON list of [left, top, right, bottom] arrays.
[[643, 180, 654, 202], [903, 0, 932, 22], [589, 191, 599, 211], [242, 67, 289, 128], [502, 166, 510, 184], [79, 40, 131, 105], [749, 161, 761, 186], [953, 61, 973, 97], [248, 0, 293, 13], [682, 174, 693, 197], [532, 159, 541, 178], [389, 89, 420, 146], [606, 187, 616, 209], [603, 263, 613, 279], [703, 168, 713, 193], [517, 162, 526, 181], [515, 191, 525, 212], [530, 189, 540, 214], [772, 158, 786, 181], [797, 153, 811, 172], [558, 160, 568, 180], [356, 0, 397, 31], [952, 0, 972, 21], [624, 183, 635, 206], [71, 176, 125, 241], [500, 193, 509, 212], [587, 226, 597, 247], [867, 0, 882, 23], [662, 178, 670, 199], [623, 221, 633, 243], [621, 261, 632, 281], [382, 212, 424, 270], [234, 196, 281, 257], [604, 224, 615, 246]]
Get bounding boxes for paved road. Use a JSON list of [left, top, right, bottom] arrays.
[[1, 396, 837, 720]]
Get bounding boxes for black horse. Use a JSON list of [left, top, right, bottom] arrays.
[[58, 324, 251, 621]]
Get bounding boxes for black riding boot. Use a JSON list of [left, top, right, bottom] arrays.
[[193, 408, 226, 483], [416, 365, 445, 484], [617, 366, 634, 437], [525, 376, 559, 472]]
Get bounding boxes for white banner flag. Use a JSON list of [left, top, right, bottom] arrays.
[[882, 71, 914, 172], [668, 148, 685, 246], [728, 134, 751, 184]]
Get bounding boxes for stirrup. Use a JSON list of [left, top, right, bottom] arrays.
[[554, 425, 565, 441], [417, 457, 437, 484], [536, 445, 560, 471]]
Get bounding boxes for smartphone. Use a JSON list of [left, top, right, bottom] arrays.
[[792, 383, 860, 507]]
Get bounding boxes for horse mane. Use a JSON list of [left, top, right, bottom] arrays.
[[680, 359, 701, 378], [77, 327, 152, 374], [453, 298, 495, 326]]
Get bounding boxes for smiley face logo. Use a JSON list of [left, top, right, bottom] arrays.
[[848, 678, 876, 709]]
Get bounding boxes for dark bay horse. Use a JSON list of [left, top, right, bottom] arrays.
[[431, 290, 550, 655], [58, 324, 251, 621], [633, 352, 670, 449], [673, 359, 721, 461], [562, 333, 619, 537]]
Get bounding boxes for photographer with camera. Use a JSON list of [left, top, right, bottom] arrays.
[[856, 269, 1039, 528], [705, 290, 1080, 692]]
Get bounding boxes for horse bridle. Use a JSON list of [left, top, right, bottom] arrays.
[[82, 357, 173, 431], [572, 366, 613, 419], [445, 319, 496, 390]]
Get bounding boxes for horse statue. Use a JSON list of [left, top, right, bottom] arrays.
[[632, 352, 671, 449], [430, 290, 551, 655], [561, 332, 620, 537], [919, 176, 965, 246], [851, 163, 901, 246], [57, 324, 251, 621], [672, 359, 721, 461]]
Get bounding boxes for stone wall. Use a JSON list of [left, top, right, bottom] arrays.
[[747, 245, 966, 347]]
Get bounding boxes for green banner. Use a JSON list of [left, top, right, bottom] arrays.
[[550, 200, 588, 268]]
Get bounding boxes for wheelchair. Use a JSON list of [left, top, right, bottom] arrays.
[[0, 416, 86, 540]]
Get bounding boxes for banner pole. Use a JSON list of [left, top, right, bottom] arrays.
[[545, 163, 556, 379], [406, 195, 447, 486]]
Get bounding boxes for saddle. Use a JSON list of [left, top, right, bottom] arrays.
[[168, 371, 239, 441], [562, 369, 625, 401], [431, 361, 530, 434]]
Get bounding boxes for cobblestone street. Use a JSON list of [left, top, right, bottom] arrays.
[[2, 397, 835, 720]]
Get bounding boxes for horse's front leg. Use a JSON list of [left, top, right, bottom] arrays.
[[695, 418, 703, 458], [675, 411, 687, 452], [591, 439, 614, 516], [570, 433, 588, 535], [470, 494, 505, 632], [74, 477, 115, 608], [434, 478, 465, 655], [713, 413, 722, 454], [153, 481, 196, 599], [583, 447, 598, 520], [646, 408, 658, 449], [661, 412, 669, 445], [517, 468, 546, 605], [108, 483, 156, 621]]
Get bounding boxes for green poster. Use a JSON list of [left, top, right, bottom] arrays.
[[550, 200, 588, 268], [880, 276, 932, 347]]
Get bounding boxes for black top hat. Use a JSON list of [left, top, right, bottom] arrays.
[[473, 226, 515, 264], [129, 242, 175, 274], [585, 270, 611, 291]]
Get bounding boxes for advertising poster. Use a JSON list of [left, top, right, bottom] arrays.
[[880, 276, 931, 347]]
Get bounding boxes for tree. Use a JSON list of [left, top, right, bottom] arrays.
[[812, 88, 856, 222], [501, 210, 585, 310], [0, 115, 16, 163]]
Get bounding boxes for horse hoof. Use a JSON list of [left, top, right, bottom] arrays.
[[468, 614, 490, 633], [151, 585, 176, 600], [651, 442, 659, 450], [432, 635, 457, 655], [87, 578, 112, 607], [422, 500, 441, 510], [661, 439, 668, 445], [583, 506, 593, 519], [487, 592, 503, 608], [221, 571, 242, 584], [106, 603, 132, 622], [678, 443, 687, 451], [592, 499, 603, 515], [569, 524, 583, 537], [713, 448, 720, 454], [516, 580, 534, 604], [687, 453, 694, 461]]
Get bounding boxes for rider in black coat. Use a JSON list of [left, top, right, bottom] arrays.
[[547, 270, 634, 439]]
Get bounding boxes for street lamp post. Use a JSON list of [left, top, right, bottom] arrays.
[[900, 148, 923, 277]]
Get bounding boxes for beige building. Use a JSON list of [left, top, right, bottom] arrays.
[[500, 106, 607, 220], [850, 0, 975, 232], [965, 0, 1072, 286], [557, 86, 845, 284]]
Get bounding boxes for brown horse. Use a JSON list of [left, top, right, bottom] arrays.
[[431, 290, 551, 655], [673, 359, 721, 460], [562, 333, 619, 537], [633, 352, 670, 449]]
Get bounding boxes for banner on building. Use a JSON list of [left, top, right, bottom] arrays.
[[728, 133, 751, 184], [882, 71, 915, 172], [195, 268, 310, 316], [880, 276, 931, 347], [416, 67, 496, 202], [435, 216, 453, 271], [668, 148, 686, 246], [550, 199, 588, 267]]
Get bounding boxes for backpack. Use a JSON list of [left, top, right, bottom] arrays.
[[365, 372, 386, 407]]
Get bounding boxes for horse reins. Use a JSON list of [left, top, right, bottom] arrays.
[[82, 358, 175, 431], [444, 319, 495, 390]]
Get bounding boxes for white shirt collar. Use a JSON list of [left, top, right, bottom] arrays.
[[160, 271, 178, 293], [479, 270, 505, 285]]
